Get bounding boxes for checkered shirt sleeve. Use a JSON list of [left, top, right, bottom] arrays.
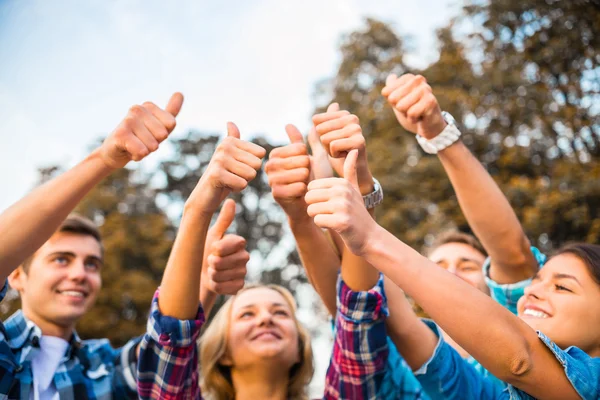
[[323, 274, 389, 400], [137, 289, 205, 400]]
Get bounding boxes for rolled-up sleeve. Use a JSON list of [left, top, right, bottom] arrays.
[[137, 289, 205, 400], [483, 247, 547, 315], [323, 274, 389, 400]]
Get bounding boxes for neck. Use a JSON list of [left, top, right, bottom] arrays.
[[231, 364, 290, 400], [21, 307, 74, 341]]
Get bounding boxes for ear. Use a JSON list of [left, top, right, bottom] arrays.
[[8, 267, 26, 292]]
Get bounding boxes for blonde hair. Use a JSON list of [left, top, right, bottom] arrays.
[[200, 284, 314, 400]]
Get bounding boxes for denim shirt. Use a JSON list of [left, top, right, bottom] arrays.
[[507, 331, 600, 399], [414, 320, 505, 399], [380, 247, 547, 400], [414, 320, 600, 399]]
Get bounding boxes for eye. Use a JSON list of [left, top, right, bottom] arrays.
[[274, 309, 289, 317], [85, 260, 101, 271], [459, 262, 480, 272], [53, 256, 69, 265], [555, 284, 573, 293], [240, 311, 254, 319]]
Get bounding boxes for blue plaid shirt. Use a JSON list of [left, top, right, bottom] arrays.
[[0, 282, 141, 400], [482, 247, 547, 315]]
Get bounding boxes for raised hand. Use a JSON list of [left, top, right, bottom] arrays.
[[190, 122, 266, 214], [99, 92, 184, 169], [305, 150, 376, 256], [381, 73, 446, 139], [312, 103, 374, 194], [201, 199, 248, 298], [265, 124, 311, 220]]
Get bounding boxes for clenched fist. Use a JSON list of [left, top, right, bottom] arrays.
[[382, 74, 446, 139], [99, 92, 184, 169], [305, 150, 377, 256], [312, 103, 374, 195], [187, 122, 266, 215]]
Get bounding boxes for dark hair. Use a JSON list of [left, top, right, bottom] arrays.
[[428, 230, 487, 258], [553, 243, 600, 285], [21, 214, 102, 273]]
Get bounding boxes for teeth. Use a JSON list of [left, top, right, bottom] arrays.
[[524, 309, 549, 318], [61, 291, 84, 298]]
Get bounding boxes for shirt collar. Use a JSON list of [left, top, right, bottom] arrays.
[[5, 310, 83, 357]]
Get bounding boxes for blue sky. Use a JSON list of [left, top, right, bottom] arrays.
[[0, 0, 460, 212]]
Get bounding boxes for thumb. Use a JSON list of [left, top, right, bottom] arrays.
[[327, 102, 340, 113], [212, 199, 236, 237], [343, 150, 359, 190], [165, 92, 184, 117], [227, 122, 241, 139], [307, 127, 324, 153], [285, 124, 304, 144]]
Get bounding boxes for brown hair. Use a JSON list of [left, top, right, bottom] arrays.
[[554, 243, 600, 285], [428, 229, 487, 258], [21, 214, 102, 273], [200, 284, 314, 400]]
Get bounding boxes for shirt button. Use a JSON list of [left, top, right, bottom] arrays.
[[159, 333, 171, 344]]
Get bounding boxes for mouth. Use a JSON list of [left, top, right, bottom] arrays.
[[522, 306, 551, 319], [57, 289, 88, 299], [252, 330, 282, 340]]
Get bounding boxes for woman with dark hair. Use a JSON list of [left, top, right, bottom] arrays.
[[307, 152, 600, 399]]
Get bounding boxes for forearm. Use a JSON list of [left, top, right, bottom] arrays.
[[363, 225, 536, 381], [340, 207, 379, 292], [0, 148, 113, 281], [159, 206, 211, 319], [289, 215, 340, 316], [384, 277, 438, 370], [437, 141, 536, 283]]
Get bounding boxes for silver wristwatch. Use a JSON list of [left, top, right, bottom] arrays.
[[363, 178, 383, 209], [416, 111, 462, 154]]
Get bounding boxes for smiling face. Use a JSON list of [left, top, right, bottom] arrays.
[[429, 242, 489, 294], [517, 253, 600, 356], [9, 231, 103, 331], [223, 287, 300, 371]]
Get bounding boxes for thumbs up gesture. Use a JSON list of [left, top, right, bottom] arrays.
[[265, 124, 311, 221], [312, 103, 374, 195], [381, 73, 446, 139], [99, 92, 184, 169], [304, 150, 377, 256], [189, 122, 266, 214], [201, 199, 248, 297]]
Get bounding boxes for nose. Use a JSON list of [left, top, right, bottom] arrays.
[[524, 279, 546, 301], [446, 263, 458, 276], [256, 309, 275, 327], [67, 260, 87, 282]]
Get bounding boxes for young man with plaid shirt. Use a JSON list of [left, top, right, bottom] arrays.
[[0, 92, 183, 399]]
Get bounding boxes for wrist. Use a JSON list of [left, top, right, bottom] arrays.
[[88, 147, 119, 174], [436, 137, 465, 157], [287, 211, 313, 229], [358, 175, 375, 195], [359, 222, 384, 258]]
